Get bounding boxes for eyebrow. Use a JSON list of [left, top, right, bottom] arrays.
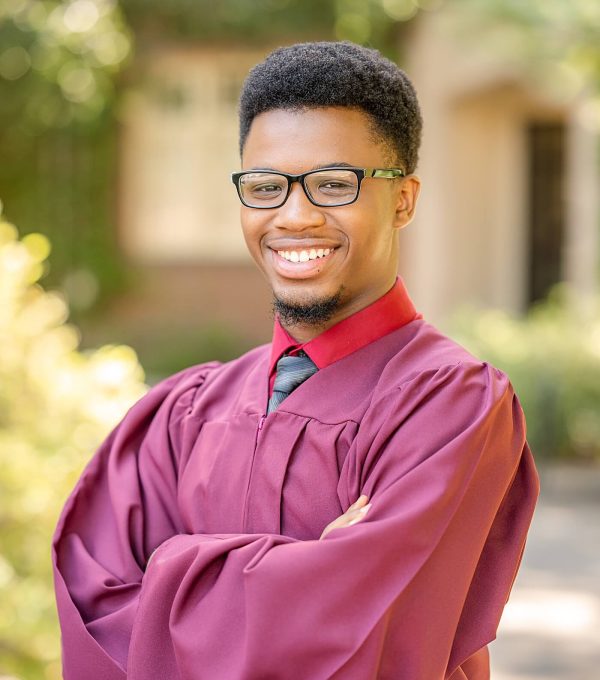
[[247, 162, 354, 172]]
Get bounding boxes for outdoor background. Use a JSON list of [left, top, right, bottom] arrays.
[[0, 1, 599, 678]]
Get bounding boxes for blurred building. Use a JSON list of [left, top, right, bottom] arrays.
[[105, 9, 599, 355], [403, 10, 599, 322]]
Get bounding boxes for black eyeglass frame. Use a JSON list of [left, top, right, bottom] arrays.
[[230, 166, 406, 209]]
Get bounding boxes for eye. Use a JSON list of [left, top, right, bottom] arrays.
[[320, 180, 353, 191], [315, 178, 356, 195], [242, 176, 286, 199], [251, 183, 282, 193]]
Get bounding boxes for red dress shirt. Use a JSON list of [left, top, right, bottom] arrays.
[[268, 276, 422, 397]]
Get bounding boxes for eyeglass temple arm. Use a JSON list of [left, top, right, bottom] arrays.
[[364, 168, 405, 178]]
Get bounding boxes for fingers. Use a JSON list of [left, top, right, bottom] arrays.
[[349, 494, 369, 510], [347, 503, 372, 526], [319, 495, 372, 540]]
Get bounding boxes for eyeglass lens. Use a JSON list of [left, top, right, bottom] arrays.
[[238, 169, 359, 207]]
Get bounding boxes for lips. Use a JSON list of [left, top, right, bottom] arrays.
[[268, 245, 338, 280], [266, 239, 340, 251]]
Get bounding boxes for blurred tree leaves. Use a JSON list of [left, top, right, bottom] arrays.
[[450, 0, 600, 95], [0, 0, 132, 131], [0, 1, 133, 315], [120, 0, 412, 56], [0, 208, 147, 679], [451, 284, 600, 461]]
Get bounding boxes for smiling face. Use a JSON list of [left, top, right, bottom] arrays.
[[239, 106, 420, 341]]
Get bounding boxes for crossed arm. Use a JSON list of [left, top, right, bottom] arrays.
[[53, 361, 539, 680]]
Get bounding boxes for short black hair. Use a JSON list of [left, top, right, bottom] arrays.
[[238, 41, 422, 173]]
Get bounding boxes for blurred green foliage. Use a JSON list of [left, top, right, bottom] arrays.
[[131, 323, 255, 382], [451, 286, 600, 461], [0, 0, 133, 317], [120, 0, 427, 54], [0, 0, 131, 128], [0, 208, 148, 679], [452, 0, 600, 93]]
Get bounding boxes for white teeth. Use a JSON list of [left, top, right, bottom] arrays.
[[276, 248, 334, 262]]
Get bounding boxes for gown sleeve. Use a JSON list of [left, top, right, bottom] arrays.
[[52, 360, 540, 680]]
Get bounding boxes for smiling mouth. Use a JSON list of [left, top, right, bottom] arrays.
[[276, 247, 334, 263], [267, 245, 338, 280]]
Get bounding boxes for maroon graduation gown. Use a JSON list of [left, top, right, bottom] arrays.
[[52, 318, 540, 679]]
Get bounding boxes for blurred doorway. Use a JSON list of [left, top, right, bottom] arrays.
[[527, 122, 566, 306]]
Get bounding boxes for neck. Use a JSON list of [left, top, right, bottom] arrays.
[[276, 275, 398, 343], [280, 320, 330, 344]]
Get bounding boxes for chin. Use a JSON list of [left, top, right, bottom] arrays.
[[273, 280, 337, 306]]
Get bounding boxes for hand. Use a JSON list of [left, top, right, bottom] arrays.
[[319, 494, 371, 540]]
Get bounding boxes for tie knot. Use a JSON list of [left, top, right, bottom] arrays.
[[267, 351, 318, 414]]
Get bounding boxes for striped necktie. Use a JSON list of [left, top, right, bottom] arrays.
[[267, 351, 318, 414]]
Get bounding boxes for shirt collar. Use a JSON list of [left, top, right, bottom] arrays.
[[269, 276, 421, 377]]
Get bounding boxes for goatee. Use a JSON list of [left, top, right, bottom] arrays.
[[271, 288, 343, 327]]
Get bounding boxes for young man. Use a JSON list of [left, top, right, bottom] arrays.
[[53, 42, 539, 679]]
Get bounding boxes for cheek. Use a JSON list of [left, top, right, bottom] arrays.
[[347, 203, 390, 244], [240, 211, 265, 250], [345, 205, 396, 262]]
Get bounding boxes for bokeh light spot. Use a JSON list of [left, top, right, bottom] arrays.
[[0, 46, 32, 80]]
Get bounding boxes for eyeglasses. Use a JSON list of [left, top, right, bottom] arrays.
[[231, 166, 405, 209]]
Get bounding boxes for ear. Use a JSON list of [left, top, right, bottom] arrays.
[[392, 175, 421, 230]]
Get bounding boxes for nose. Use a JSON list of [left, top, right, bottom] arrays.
[[272, 181, 326, 231]]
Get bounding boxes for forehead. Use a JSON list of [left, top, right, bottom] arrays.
[[241, 107, 390, 172]]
